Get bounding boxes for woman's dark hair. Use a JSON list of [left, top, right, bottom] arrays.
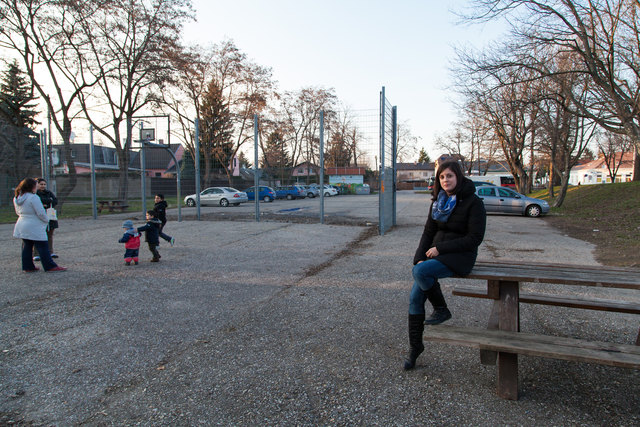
[[155, 193, 164, 200], [146, 210, 158, 217], [36, 178, 47, 184], [15, 178, 37, 197], [432, 160, 465, 200]]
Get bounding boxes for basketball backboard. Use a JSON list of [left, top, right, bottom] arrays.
[[140, 128, 155, 141]]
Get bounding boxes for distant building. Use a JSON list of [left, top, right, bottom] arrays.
[[326, 166, 366, 185], [51, 143, 183, 177], [569, 152, 634, 185], [396, 162, 435, 190], [291, 161, 320, 179]]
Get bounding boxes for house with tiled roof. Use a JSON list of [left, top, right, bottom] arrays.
[[569, 152, 634, 185], [396, 162, 435, 190]]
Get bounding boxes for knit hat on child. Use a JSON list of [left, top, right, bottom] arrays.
[[122, 220, 134, 229]]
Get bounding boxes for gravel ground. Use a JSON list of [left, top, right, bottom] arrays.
[[1, 193, 639, 425]]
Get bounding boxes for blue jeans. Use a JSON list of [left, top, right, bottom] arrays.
[[22, 239, 57, 271], [409, 259, 453, 315]]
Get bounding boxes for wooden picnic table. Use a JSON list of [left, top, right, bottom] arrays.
[[97, 200, 129, 213], [423, 260, 640, 400]]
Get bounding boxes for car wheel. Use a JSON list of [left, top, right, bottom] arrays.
[[186, 198, 195, 207], [526, 204, 541, 217], [324, 191, 330, 197], [263, 195, 272, 202], [220, 198, 229, 207], [286, 194, 293, 200]]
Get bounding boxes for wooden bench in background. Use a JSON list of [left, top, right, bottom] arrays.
[[97, 200, 129, 213], [422, 260, 640, 400]]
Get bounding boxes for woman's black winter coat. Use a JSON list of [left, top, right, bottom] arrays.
[[413, 178, 486, 276]]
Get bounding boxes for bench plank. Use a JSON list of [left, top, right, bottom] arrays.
[[424, 325, 640, 369], [467, 261, 640, 290], [452, 285, 640, 314]]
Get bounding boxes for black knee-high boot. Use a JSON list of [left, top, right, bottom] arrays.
[[403, 313, 425, 370], [424, 280, 452, 325]]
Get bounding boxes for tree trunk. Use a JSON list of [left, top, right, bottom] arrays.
[[547, 158, 555, 198], [633, 146, 640, 182], [55, 119, 77, 213]]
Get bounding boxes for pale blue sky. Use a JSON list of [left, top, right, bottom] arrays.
[[182, 0, 506, 159]]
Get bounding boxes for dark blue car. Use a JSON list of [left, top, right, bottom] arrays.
[[245, 186, 276, 202], [275, 185, 306, 200]]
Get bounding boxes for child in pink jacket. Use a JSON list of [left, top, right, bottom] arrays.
[[118, 220, 140, 265]]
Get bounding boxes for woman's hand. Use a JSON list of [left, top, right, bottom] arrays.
[[425, 247, 439, 258]]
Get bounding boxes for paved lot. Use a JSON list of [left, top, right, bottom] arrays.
[[1, 192, 639, 425]]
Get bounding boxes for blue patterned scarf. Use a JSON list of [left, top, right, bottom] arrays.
[[431, 190, 457, 222]]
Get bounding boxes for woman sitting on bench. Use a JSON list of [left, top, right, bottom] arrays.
[[404, 160, 486, 370]]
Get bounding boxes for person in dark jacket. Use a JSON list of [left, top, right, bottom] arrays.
[[35, 178, 59, 259], [153, 194, 174, 246], [137, 210, 162, 262], [404, 160, 486, 370]]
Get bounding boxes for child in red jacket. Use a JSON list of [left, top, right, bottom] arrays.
[[118, 220, 140, 265]]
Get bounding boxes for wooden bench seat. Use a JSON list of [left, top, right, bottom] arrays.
[[452, 284, 640, 314], [424, 325, 640, 369]]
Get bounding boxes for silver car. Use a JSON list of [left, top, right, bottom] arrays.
[[184, 187, 248, 207], [475, 185, 550, 217], [300, 185, 319, 198]]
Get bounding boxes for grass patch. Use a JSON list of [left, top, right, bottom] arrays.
[[0, 196, 180, 224], [540, 182, 640, 267]]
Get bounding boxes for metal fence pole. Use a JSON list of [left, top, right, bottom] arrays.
[[319, 110, 324, 224], [195, 118, 201, 220], [139, 122, 147, 215], [379, 87, 386, 235], [392, 105, 398, 227], [90, 125, 97, 219], [254, 114, 260, 222]]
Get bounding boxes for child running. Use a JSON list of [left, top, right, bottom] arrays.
[[137, 210, 162, 262], [118, 220, 140, 265], [153, 194, 175, 246]]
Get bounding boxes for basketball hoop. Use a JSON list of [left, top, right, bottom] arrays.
[[140, 128, 155, 141]]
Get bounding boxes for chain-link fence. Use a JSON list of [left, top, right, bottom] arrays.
[[3, 90, 398, 235]]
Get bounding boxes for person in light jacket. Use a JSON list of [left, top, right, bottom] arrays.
[[13, 178, 66, 272]]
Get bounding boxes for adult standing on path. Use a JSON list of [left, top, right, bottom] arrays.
[[13, 177, 66, 272], [35, 178, 59, 259], [404, 161, 486, 370]]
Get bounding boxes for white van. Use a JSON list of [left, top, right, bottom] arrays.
[[467, 175, 516, 188]]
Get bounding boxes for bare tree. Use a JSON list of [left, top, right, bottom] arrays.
[[534, 51, 596, 206], [597, 131, 633, 182], [71, 0, 193, 200], [278, 87, 337, 170], [465, 0, 640, 180], [0, 0, 96, 205], [454, 46, 540, 192], [212, 40, 275, 185], [396, 120, 421, 163]]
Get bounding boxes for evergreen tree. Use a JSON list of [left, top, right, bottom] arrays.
[[199, 79, 234, 185], [0, 61, 40, 179], [418, 147, 431, 163]]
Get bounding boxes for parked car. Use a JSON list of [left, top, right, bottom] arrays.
[[275, 185, 306, 200], [475, 185, 549, 217], [321, 184, 338, 197], [300, 185, 319, 198], [184, 187, 248, 207], [245, 185, 276, 202]]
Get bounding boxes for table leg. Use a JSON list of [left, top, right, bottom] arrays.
[[497, 280, 519, 400], [480, 299, 500, 365]]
